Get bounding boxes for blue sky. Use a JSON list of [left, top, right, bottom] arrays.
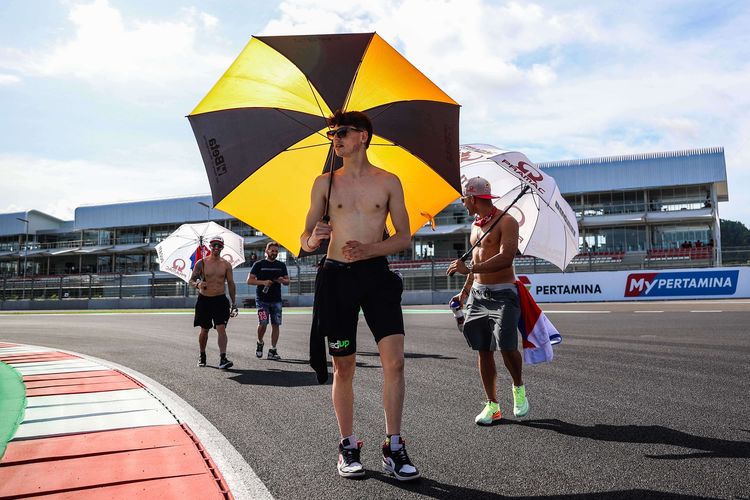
[[1, 0, 749, 224]]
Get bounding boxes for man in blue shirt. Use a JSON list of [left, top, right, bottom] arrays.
[[247, 242, 289, 360]]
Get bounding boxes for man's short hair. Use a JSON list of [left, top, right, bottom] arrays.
[[327, 109, 373, 148], [266, 241, 279, 250]]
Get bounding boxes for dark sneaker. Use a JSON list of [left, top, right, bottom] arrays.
[[197, 353, 207, 367], [382, 436, 420, 481], [337, 439, 365, 478], [218, 357, 233, 370], [255, 342, 264, 358], [267, 348, 281, 361]]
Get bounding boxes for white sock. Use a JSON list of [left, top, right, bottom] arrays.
[[341, 434, 358, 449]]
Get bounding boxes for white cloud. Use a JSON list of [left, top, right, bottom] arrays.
[[0, 0, 231, 99], [0, 148, 209, 220], [0, 73, 21, 85]]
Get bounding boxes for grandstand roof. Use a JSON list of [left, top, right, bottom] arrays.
[[73, 194, 231, 230], [0, 210, 66, 237], [539, 147, 728, 201]]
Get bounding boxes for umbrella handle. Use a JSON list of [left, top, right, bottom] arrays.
[[459, 184, 531, 262]]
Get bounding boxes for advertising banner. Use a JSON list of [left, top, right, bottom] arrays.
[[519, 267, 750, 302]]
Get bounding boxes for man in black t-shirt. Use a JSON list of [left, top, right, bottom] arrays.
[[247, 242, 289, 360]]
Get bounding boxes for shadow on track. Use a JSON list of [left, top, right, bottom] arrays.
[[369, 471, 706, 499], [220, 358, 380, 387], [513, 419, 750, 459], [358, 350, 457, 361]]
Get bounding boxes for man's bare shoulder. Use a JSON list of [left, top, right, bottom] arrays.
[[500, 213, 519, 230], [369, 167, 401, 188], [313, 172, 332, 187]]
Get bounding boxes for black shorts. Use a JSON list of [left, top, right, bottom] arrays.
[[194, 294, 230, 329], [314, 257, 404, 357]]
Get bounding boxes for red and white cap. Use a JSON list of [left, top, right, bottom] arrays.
[[463, 176, 498, 199], [209, 236, 224, 246]]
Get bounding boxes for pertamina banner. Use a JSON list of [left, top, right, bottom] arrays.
[[519, 267, 749, 302]]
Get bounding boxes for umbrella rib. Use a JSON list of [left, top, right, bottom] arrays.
[[272, 108, 330, 141], [365, 102, 395, 122], [287, 142, 332, 152], [342, 35, 375, 112], [304, 79, 328, 120]]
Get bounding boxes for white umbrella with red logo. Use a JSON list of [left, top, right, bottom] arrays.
[[155, 221, 245, 282], [459, 144, 579, 271]]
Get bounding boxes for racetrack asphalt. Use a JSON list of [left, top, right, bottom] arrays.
[[1, 300, 749, 499]]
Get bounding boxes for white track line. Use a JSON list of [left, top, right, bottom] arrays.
[[48, 346, 273, 500], [544, 310, 610, 314]]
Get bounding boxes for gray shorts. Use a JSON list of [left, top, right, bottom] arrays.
[[463, 283, 520, 352]]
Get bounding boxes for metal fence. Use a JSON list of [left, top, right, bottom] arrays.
[[2, 247, 749, 302], [0, 273, 196, 301]]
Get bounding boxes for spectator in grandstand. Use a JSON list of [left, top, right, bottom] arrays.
[[446, 176, 530, 426], [246, 241, 289, 361], [189, 236, 238, 370], [301, 109, 420, 481]]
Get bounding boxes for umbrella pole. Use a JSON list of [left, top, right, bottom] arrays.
[[321, 147, 336, 223], [458, 184, 531, 262]]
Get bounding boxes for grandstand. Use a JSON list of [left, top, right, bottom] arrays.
[[0, 147, 729, 279]]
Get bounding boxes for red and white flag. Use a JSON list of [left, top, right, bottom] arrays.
[[516, 281, 562, 364]]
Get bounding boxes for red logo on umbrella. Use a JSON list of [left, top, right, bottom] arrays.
[[460, 151, 481, 163], [173, 259, 186, 271], [504, 205, 526, 227], [501, 159, 546, 194]]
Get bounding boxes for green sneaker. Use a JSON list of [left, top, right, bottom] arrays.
[[512, 385, 529, 418], [475, 401, 502, 425]]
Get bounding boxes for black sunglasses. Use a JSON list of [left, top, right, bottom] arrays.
[[210, 243, 223, 248], [325, 126, 362, 140]]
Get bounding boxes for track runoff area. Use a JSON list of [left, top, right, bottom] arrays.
[[1, 300, 748, 499]]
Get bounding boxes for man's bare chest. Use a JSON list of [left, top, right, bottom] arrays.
[[471, 226, 501, 249], [329, 184, 389, 215], [203, 260, 226, 280]]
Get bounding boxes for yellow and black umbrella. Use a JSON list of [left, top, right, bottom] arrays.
[[188, 32, 460, 256]]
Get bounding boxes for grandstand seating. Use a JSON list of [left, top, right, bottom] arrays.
[[569, 251, 625, 265], [645, 247, 713, 262]]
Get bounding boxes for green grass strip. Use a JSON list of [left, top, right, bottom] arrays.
[[0, 361, 26, 460]]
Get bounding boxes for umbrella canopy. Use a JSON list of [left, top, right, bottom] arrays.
[[459, 144, 579, 271], [188, 32, 460, 256], [155, 222, 245, 282]]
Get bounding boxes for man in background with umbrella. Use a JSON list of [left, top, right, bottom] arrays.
[[301, 110, 420, 481], [189, 236, 238, 370], [447, 177, 530, 426]]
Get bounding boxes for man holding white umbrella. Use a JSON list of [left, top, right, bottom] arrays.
[[189, 236, 238, 369], [156, 221, 244, 369], [447, 177, 530, 426]]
